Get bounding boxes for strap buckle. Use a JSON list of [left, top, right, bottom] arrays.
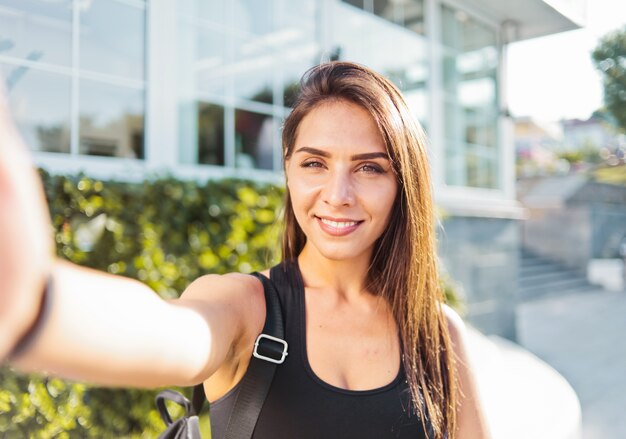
[[253, 334, 288, 364]]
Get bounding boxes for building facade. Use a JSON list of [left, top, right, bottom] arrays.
[[562, 116, 626, 153], [0, 0, 584, 338]]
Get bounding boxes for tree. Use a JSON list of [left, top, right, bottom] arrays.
[[592, 26, 626, 133]]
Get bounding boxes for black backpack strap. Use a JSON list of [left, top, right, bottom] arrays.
[[191, 383, 206, 416], [156, 389, 195, 425], [224, 271, 286, 439]]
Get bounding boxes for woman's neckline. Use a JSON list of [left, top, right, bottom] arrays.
[[291, 260, 404, 396]]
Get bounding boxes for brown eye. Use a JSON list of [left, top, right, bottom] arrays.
[[301, 160, 325, 169], [359, 163, 384, 174]]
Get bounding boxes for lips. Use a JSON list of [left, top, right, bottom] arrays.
[[315, 216, 363, 236]]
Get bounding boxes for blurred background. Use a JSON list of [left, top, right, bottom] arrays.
[[0, 0, 624, 438]]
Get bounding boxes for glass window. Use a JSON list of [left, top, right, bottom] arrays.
[[79, 79, 144, 159], [341, 0, 425, 35], [232, 32, 275, 105], [178, 1, 231, 98], [231, 0, 275, 104], [275, 0, 318, 108], [0, 0, 147, 160], [441, 5, 499, 189], [0, 63, 71, 153], [0, 0, 72, 67], [332, 1, 428, 127], [79, 0, 146, 80], [373, 0, 425, 33], [198, 102, 225, 166], [179, 0, 230, 25], [235, 109, 274, 170], [177, 0, 319, 170], [190, 24, 229, 97]]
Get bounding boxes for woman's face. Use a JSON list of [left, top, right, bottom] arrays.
[[285, 100, 398, 263]]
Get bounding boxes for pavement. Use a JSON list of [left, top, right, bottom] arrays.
[[467, 328, 581, 439], [516, 289, 626, 439]]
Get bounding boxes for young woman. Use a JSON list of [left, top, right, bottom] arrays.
[[0, 62, 490, 438]]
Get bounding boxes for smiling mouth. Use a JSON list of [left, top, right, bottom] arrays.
[[315, 216, 363, 236], [319, 218, 359, 228]]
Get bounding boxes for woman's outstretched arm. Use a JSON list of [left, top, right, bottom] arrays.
[[0, 84, 265, 389], [11, 263, 265, 388]]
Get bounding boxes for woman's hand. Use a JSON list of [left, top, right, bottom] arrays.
[[0, 80, 54, 360]]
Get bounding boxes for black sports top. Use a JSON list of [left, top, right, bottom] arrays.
[[209, 262, 428, 438]]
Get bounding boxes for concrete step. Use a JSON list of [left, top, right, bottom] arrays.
[[519, 260, 585, 277], [518, 281, 602, 302], [517, 250, 601, 303], [520, 270, 585, 288], [519, 276, 590, 292], [520, 263, 564, 277]]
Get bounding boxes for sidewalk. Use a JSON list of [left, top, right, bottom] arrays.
[[467, 328, 581, 439], [517, 289, 626, 439]]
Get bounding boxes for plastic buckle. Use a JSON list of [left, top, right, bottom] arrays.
[[253, 334, 288, 364]]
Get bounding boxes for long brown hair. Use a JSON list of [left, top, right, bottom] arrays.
[[281, 62, 457, 439]]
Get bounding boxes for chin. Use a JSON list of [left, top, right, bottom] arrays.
[[311, 241, 373, 263]]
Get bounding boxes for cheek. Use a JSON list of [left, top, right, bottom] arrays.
[[363, 180, 398, 222], [381, 196, 397, 227], [287, 180, 313, 225], [287, 172, 322, 208]]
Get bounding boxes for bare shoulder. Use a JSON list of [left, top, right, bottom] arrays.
[[182, 272, 264, 301], [441, 303, 493, 438], [177, 272, 267, 398], [441, 303, 473, 373], [441, 303, 468, 352], [178, 272, 266, 354]]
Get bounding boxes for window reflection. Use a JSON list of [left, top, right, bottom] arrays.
[[235, 109, 274, 170], [441, 5, 498, 189], [198, 103, 225, 166], [232, 0, 275, 104], [0, 0, 147, 159], [283, 78, 301, 108], [80, 0, 145, 80], [0, 0, 72, 67], [79, 80, 144, 159], [231, 42, 274, 105], [190, 24, 228, 96], [276, 0, 318, 108], [342, 0, 425, 35], [177, 0, 319, 170], [332, 1, 428, 125], [0, 63, 70, 153], [179, 0, 230, 25]]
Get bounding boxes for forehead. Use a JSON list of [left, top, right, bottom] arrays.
[[295, 100, 386, 154]]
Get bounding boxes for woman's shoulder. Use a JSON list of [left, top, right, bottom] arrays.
[[180, 271, 266, 307], [441, 303, 474, 366], [179, 271, 268, 356], [441, 303, 466, 343], [440, 306, 493, 438]]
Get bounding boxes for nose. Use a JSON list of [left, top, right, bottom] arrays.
[[321, 170, 355, 207]]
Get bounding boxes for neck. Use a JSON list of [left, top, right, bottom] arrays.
[[297, 244, 374, 302]]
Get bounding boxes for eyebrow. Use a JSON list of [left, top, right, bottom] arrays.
[[294, 147, 389, 161]]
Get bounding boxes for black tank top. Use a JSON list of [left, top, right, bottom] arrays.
[[209, 262, 428, 438]]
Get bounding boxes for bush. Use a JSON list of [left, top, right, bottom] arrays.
[[1, 171, 284, 438]]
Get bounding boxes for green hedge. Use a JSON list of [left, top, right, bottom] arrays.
[[1, 171, 284, 438]]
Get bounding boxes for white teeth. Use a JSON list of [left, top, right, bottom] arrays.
[[320, 218, 358, 228]]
